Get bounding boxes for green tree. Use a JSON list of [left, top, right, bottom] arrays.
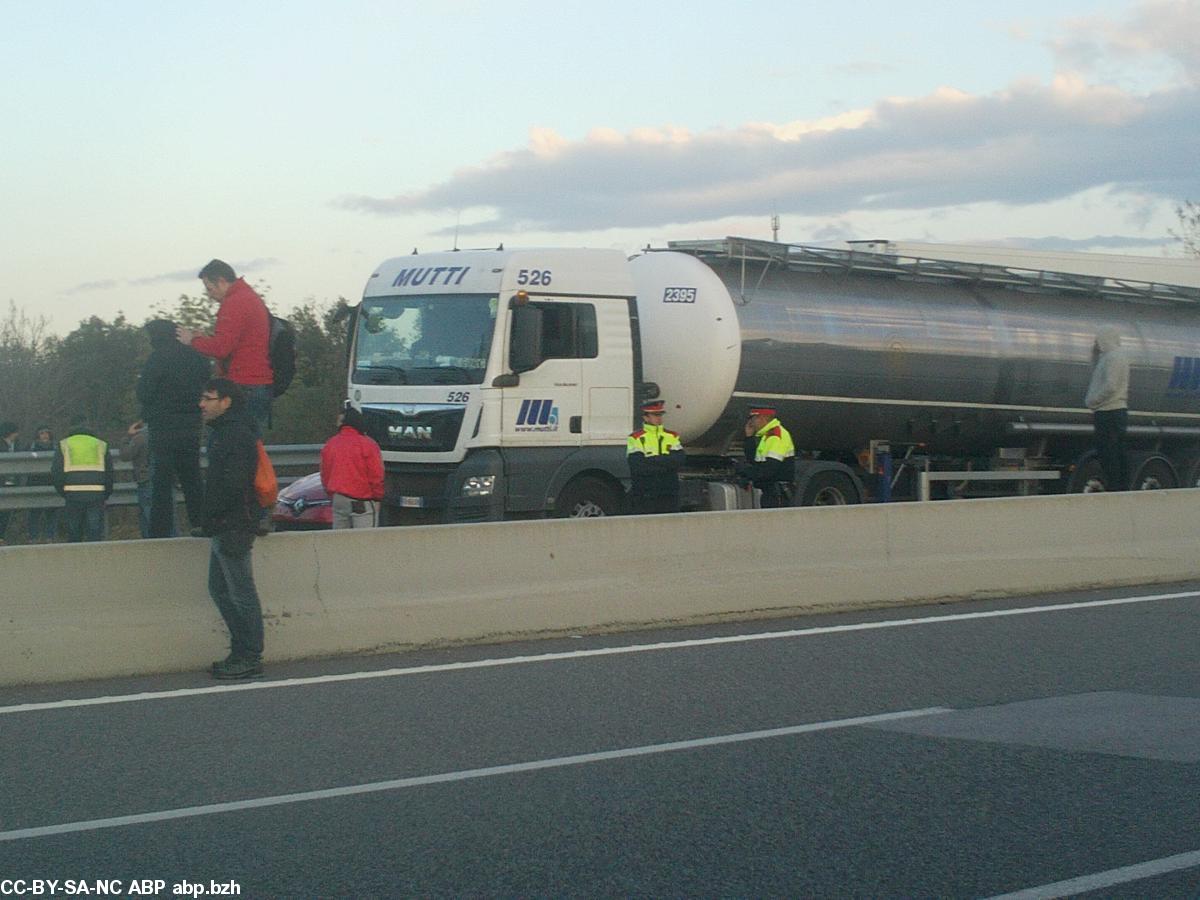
[[1170, 200, 1200, 258], [149, 291, 218, 330], [49, 314, 146, 438], [0, 302, 56, 437]]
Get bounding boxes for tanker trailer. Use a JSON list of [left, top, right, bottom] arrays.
[[347, 238, 1200, 524], [655, 238, 1200, 502]]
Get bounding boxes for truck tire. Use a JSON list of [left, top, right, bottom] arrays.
[[554, 476, 622, 518], [1130, 456, 1177, 491], [798, 470, 859, 506]]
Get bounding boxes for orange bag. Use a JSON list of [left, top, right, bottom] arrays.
[[254, 440, 279, 508]]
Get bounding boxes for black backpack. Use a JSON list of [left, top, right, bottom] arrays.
[[268, 313, 297, 397]]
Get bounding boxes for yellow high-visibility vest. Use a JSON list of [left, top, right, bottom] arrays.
[[60, 434, 108, 493], [753, 418, 795, 463]]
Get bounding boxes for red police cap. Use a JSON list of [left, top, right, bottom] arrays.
[[749, 406, 776, 417], [641, 400, 667, 414]]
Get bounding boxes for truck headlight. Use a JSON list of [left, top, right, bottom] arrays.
[[461, 475, 496, 497]]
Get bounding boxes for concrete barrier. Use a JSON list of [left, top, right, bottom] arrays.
[[3, 490, 1199, 685]]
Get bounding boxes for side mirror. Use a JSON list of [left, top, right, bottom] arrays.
[[510, 305, 544, 374]]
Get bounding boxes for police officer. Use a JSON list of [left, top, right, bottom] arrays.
[[626, 399, 684, 514], [739, 406, 796, 508], [50, 422, 114, 541]]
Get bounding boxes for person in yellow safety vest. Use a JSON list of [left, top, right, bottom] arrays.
[[50, 424, 114, 542], [738, 406, 796, 508], [626, 399, 684, 514]]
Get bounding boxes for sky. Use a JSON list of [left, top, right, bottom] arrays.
[[3, 0, 1199, 336]]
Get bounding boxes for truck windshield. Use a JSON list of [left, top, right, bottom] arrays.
[[352, 294, 497, 386]]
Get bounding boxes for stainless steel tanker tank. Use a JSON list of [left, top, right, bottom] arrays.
[[679, 243, 1200, 460]]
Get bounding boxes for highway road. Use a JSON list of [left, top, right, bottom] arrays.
[[1, 581, 1198, 898]]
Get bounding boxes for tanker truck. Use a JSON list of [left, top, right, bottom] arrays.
[[344, 237, 1200, 524]]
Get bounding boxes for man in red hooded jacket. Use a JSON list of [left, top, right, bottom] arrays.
[[177, 259, 273, 437], [320, 404, 384, 528]]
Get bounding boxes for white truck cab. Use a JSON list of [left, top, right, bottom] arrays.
[[351, 248, 645, 522]]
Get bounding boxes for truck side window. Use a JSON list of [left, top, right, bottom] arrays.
[[531, 302, 597, 360]]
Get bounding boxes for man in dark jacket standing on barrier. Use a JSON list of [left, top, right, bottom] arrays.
[[138, 319, 210, 537], [199, 378, 264, 680]]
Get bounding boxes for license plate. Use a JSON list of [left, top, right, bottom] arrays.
[[397, 496, 425, 508]]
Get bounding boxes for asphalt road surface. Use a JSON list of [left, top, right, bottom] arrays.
[[2, 581, 1198, 898]]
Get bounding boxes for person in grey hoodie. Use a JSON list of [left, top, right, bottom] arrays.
[[1084, 326, 1130, 491]]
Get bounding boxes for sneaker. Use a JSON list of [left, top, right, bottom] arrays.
[[212, 656, 263, 680]]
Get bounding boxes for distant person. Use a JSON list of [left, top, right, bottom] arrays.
[[26, 426, 60, 542], [137, 319, 209, 537], [119, 421, 152, 538], [199, 378, 265, 679], [626, 399, 684, 514], [0, 421, 22, 544], [320, 404, 384, 529], [1084, 326, 1130, 491], [50, 422, 113, 542], [177, 260, 273, 436], [737, 406, 796, 508]]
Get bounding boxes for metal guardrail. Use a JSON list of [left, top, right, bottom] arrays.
[[0, 444, 321, 511]]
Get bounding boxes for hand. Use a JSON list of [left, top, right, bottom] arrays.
[[176, 325, 195, 345], [127, 420, 145, 436]]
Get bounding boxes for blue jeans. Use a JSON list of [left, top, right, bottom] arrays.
[[63, 498, 106, 542], [208, 531, 264, 660], [243, 384, 273, 438]]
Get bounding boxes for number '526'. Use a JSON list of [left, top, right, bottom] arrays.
[[517, 269, 552, 286]]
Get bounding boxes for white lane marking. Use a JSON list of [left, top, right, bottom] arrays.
[[986, 848, 1200, 899], [0, 706, 950, 842], [2, 589, 1196, 717]]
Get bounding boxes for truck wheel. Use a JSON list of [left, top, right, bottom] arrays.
[[555, 477, 621, 518], [799, 471, 859, 506], [1131, 456, 1177, 491]]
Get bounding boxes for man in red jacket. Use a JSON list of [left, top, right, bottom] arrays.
[[320, 404, 384, 528], [177, 259, 274, 437]]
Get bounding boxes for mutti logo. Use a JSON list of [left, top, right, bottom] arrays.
[[1168, 356, 1200, 391], [515, 399, 559, 432], [391, 266, 470, 288]]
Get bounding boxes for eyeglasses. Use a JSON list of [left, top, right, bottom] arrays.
[[199, 394, 220, 402]]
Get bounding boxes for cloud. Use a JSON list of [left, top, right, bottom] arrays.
[[335, 2, 1200, 236], [65, 279, 121, 295], [69, 258, 283, 294], [1050, 0, 1200, 80], [981, 234, 1176, 251]]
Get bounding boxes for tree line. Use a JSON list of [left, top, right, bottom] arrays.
[[0, 288, 353, 448]]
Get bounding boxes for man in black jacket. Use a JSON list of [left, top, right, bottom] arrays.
[[137, 319, 210, 538], [199, 378, 264, 679]]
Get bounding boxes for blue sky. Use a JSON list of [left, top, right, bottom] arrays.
[[3, 0, 1198, 335]]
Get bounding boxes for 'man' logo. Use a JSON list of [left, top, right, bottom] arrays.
[[388, 424, 433, 440], [515, 399, 559, 431], [1168, 356, 1200, 391]]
